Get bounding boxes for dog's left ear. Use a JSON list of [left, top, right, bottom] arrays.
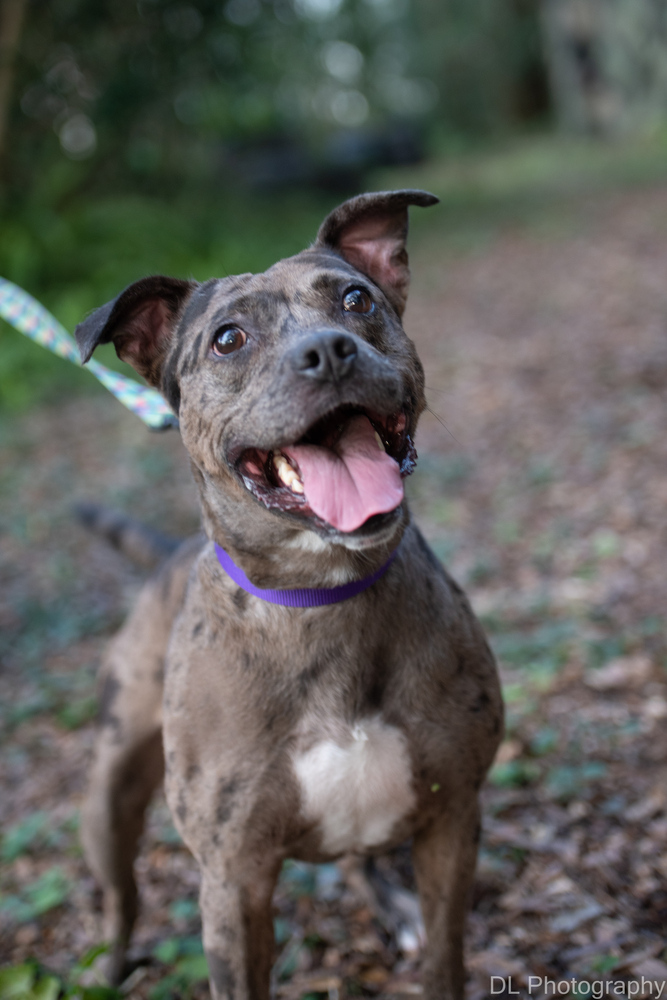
[[315, 189, 439, 317], [75, 275, 197, 385]]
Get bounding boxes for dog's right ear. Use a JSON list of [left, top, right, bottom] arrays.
[[75, 276, 197, 386]]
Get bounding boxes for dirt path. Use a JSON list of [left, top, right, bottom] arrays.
[[1, 183, 667, 998]]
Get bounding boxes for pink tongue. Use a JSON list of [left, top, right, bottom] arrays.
[[283, 415, 404, 533]]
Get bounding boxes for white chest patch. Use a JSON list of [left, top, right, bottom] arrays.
[[292, 717, 416, 855]]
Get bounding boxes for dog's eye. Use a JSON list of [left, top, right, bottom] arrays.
[[212, 326, 247, 356], [343, 288, 373, 314]]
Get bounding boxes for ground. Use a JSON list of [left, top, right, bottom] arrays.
[[1, 173, 667, 999]]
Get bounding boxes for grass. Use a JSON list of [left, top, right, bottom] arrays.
[[385, 127, 667, 231]]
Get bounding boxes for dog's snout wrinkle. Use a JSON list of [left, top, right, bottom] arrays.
[[291, 331, 358, 383]]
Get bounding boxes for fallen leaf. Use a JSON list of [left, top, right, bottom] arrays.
[[494, 739, 522, 765], [299, 975, 342, 991], [629, 958, 667, 984], [467, 950, 525, 979], [626, 789, 666, 822], [584, 655, 652, 690], [381, 981, 423, 995], [359, 966, 391, 987], [549, 900, 606, 933]]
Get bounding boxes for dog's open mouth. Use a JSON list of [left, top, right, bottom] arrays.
[[237, 406, 417, 533]]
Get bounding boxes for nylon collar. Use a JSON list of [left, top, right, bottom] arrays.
[[214, 543, 397, 607]]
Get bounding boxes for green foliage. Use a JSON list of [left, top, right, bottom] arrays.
[[0, 948, 121, 1000], [0, 587, 106, 671], [0, 187, 330, 414], [7, 130, 667, 419], [0, 964, 36, 999], [586, 635, 626, 669], [0, 0, 555, 238], [153, 935, 204, 965], [591, 528, 620, 559], [491, 620, 576, 673], [168, 898, 199, 923], [7, 0, 440, 199], [60, 944, 121, 999], [57, 696, 99, 731], [489, 758, 540, 789], [530, 726, 558, 756], [0, 321, 92, 412], [150, 936, 208, 1000], [149, 958, 209, 1000], [0, 666, 99, 735], [279, 859, 317, 898], [544, 762, 608, 802], [0, 867, 71, 923], [588, 955, 619, 975], [273, 917, 292, 945], [1, 812, 52, 863], [155, 821, 183, 847], [0, 965, 60, 1000]]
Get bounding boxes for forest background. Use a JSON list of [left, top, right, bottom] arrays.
[[2, 1, 667, 998]]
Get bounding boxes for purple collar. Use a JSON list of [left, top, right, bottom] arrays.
[[214, 543, 397, 607]]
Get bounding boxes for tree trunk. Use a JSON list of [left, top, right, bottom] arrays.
[[0, 0, 28, 169], [541, 0, 667, 135]]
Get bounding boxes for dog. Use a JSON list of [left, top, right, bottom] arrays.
[[75, 189, 503, 1000]]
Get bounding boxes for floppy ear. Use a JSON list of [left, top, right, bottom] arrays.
[[314, 189, 438, 317], [75, 275, 197, 386]]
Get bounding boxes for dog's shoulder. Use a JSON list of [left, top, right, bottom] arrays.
[[395, 522, 499, 678], [397, 523, 479, 621]]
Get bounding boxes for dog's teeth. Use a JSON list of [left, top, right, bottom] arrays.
[[273, 453, 305, 494], [273, 453, 293, 483], [374, 431, 385, 452]]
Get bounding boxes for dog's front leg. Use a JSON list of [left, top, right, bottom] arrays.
[[198, 854, 282, 1000], [412, 797, 481, 1000]]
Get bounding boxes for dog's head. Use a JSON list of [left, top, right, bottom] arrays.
[[76, 190, 438, 563]]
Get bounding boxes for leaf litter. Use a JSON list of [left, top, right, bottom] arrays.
[[2, 183, 667, 997]]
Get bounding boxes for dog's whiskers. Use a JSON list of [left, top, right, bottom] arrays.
[[424, 404, 463, 448]]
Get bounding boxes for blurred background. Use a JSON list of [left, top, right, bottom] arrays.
[[2, 1, 667, 998], [6, 0, 667, 404], [2, 0, 551, 411]]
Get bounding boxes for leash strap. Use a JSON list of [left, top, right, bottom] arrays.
[[215, 542, 398, 607], [0, 277, 177, 430]]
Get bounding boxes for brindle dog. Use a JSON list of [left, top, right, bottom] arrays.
[[75, 190, 503, 1000]]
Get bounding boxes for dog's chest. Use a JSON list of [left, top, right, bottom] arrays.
[[292, 716, 416, 855]]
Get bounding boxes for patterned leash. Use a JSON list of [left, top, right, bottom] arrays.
[[0, 277, 177, 430]]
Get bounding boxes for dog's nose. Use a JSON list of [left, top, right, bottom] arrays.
[[291, 331, 358, 383]]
